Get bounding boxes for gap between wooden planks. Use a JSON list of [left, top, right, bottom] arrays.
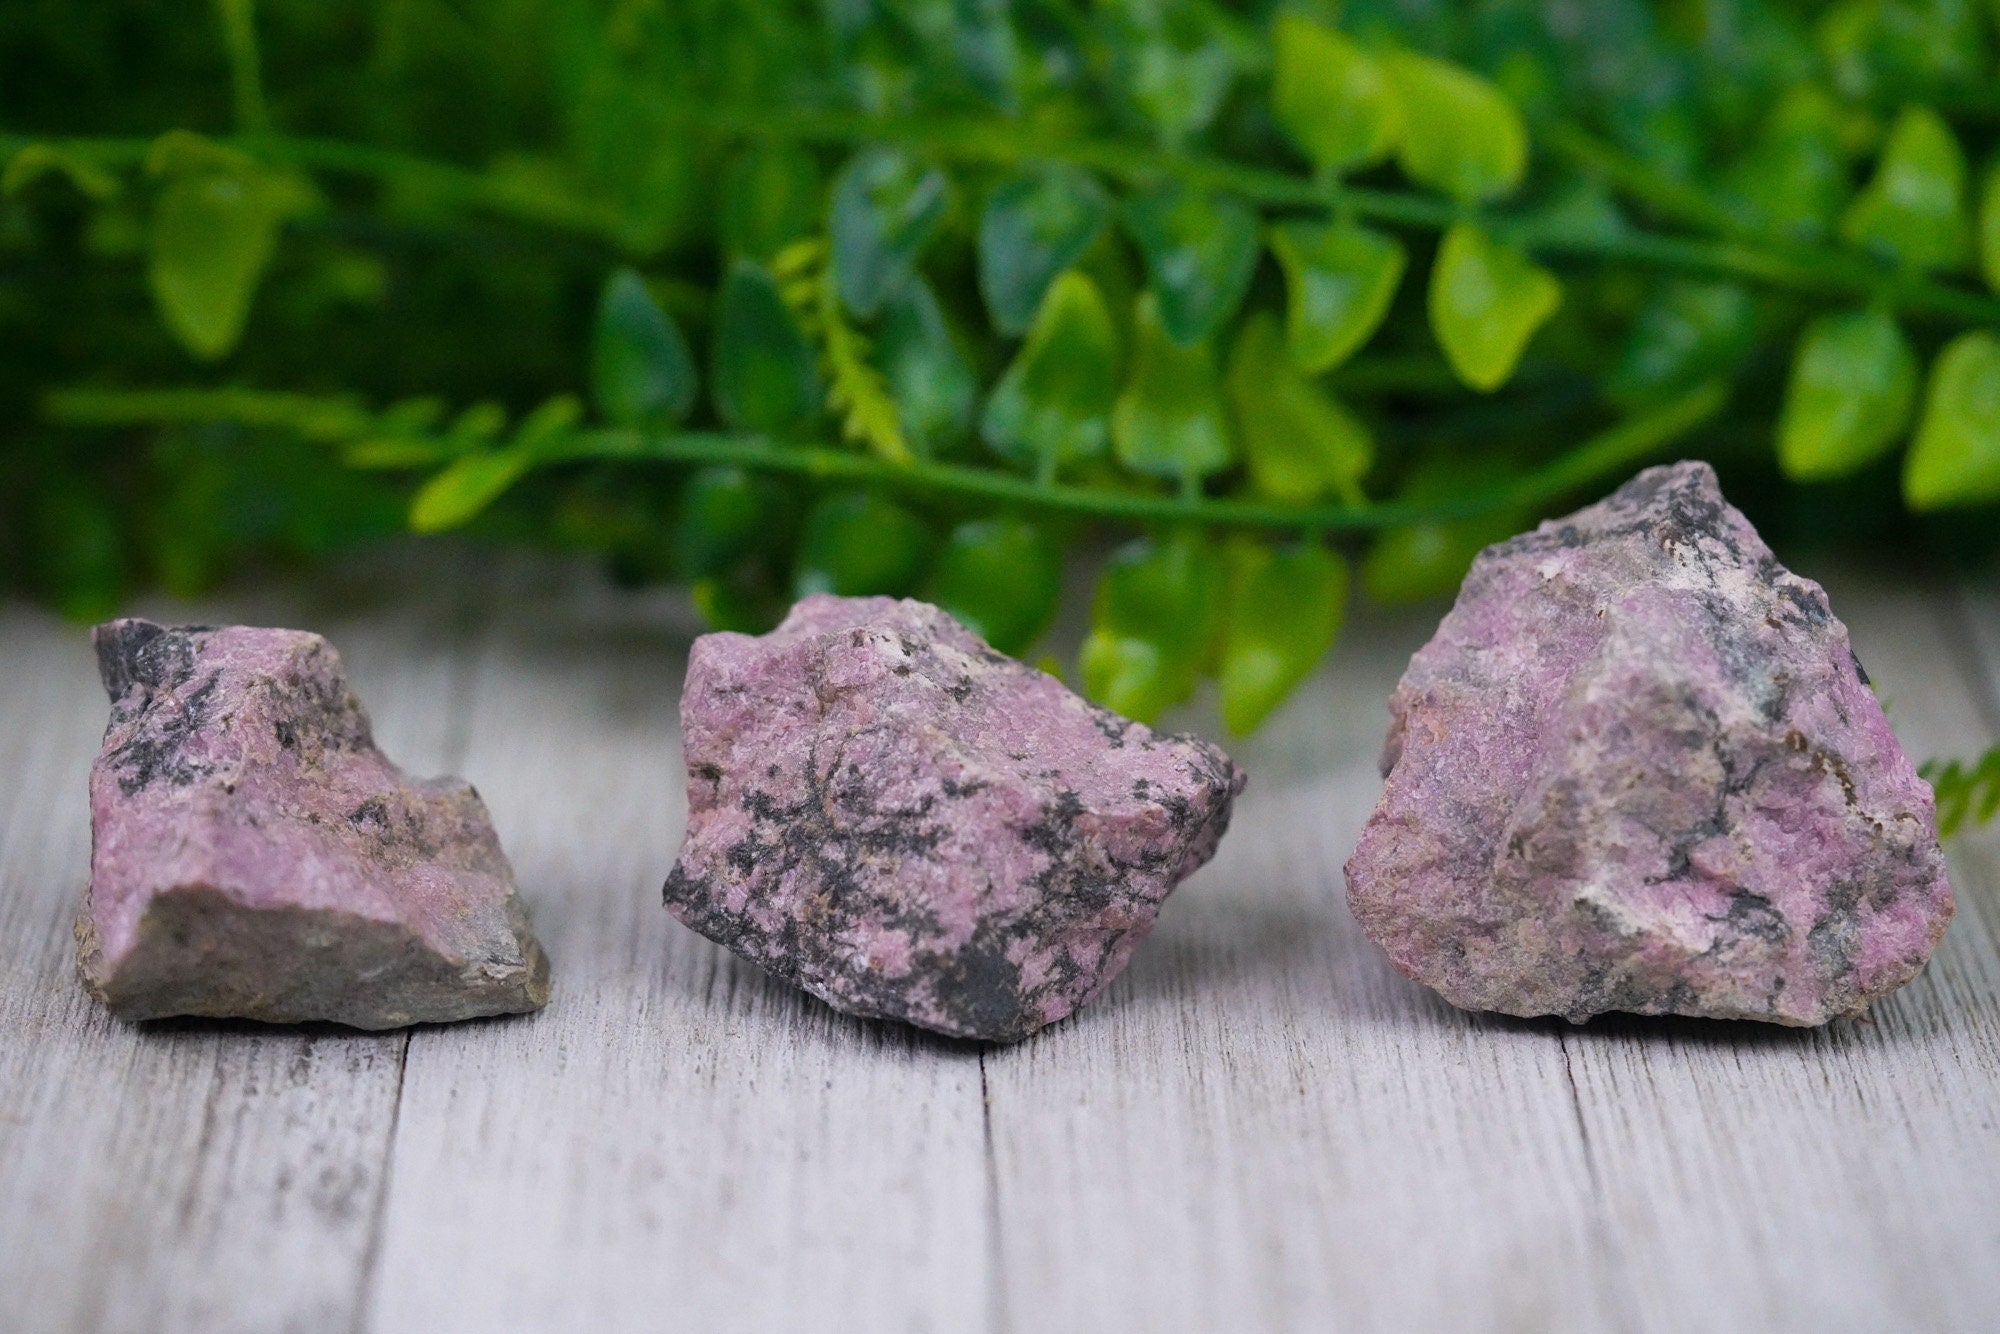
[[0, 556, 1996, 1334]]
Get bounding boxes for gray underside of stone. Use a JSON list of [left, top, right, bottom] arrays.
[[76, 886, 550, 1030]]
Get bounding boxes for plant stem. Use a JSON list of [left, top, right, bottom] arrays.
[[740, 111, 2000, 327], [213, 0, 270, 135], [527, 381, 1728, 533], [11, 113, 2000, 326]]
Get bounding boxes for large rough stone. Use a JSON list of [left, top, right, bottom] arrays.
[[1345, 461, 1953, 1025], [664, 594, 1246, 1041], [79, 619, 550, 1028]]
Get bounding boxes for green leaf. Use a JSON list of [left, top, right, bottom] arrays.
[[927, 518, 1063, 656], [1269, 13, 1401, 176], [1777, 307, 1918, 481], [878, 278, 976, 457], [1268, 219, 1406, 374], [29, 472, 126, 622], [1840, 105, 1969, 273], [1386, 52, 1527, 202], [1723, 86, 1850, 243], [722, 142, 822, 263], [1119, 183, 1260, 346], [1611, 279, 1758, 405], [1226, 311, 1372, 505], [1428, 223, 1562, 392], [692, 566, 789, 635], [1112, 291, 1234, 487], [712, 258, 820, 434], [674, 465, 798, 578], [792, 490, 935, 598], [981, 270, 1119, 475], [1978, 156, 2000, 293], [1080, 531, 1222, 725], [1361, 453, 1530, 603], [1219, 538, 1346, 735], [409, 450, 532, 533], [978, 164, 1112, 337], [3, 144, 119, 200], [590, 268, 696, 428], [1921, 746, 2000, 838], [1903, 331, 2000, 511], [147, 171, 302, 360], [829, 147, 949, 318]]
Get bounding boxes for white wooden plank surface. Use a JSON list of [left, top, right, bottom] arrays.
[[1, 556, 1997, 1334], [981, 606, 1623, 1332], [0, 576, 472, 1333], [1550, 570, 2000, 1334], [360, 567, 993, 1333]]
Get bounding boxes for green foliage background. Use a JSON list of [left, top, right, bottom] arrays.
[[5, 0, 2000, 737]]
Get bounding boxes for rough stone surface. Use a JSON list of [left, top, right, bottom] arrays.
[[79, 619, 549, 1029], [1345, 461, 1953, 1026], [663, 594, 1246, 1041]]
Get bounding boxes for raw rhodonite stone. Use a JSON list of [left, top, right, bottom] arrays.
[[664, 594, 1246, 1041], [78, 619, 550, 1028], [1346, 461, 1953, 1025]]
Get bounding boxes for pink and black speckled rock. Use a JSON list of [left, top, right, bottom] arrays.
[[1346, 461, 1953, 1026], [78, 619, 549, 1029], [664, 594, 1246, 1041]]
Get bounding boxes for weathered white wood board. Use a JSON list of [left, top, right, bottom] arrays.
[[0, 558, 1996, 1334], [0, 578, 470, 1333]]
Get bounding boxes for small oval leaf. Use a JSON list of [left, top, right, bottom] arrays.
[[1776, 307, 1918, 481], [1080, 530, 1222, 725], [1226, 310, 1372, 505], [1269, 219, 1406, 374], [978, 164, 1112, 337], [928, 518, 1063, 656], [879, 278, 976, 457], [712, 258, 820, 434], [1722, 86, 1850, 243], [1387, 52, 1527, 202], [792, 490, 935, 598], [674, 465, 798, 579], [981, 270, 1119, 475], [148, 172, 289, 360], [1428, 223, 1562, 392], [590, 268, 697, 428], [1610, 279, 1758, 405], [1112, 291, 1234, 486], [1270, 14, 1401, 176], [1219, 538, 1347, 735], [722, 142, 822, 263], [1120, 183, 1261, 346], [409, 450, 533, 533], [1904, 331, 2000, 511], [829, 147, 949, 319], [1840, 105, 1970, 273]]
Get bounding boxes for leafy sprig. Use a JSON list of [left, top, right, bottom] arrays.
[[8, 0, 2000, 735]]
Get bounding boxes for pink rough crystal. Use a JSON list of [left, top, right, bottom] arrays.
[[78, 619, 549, 1028], [1346, 462, 1953, 1025], [664, 594, 1246, 1041]]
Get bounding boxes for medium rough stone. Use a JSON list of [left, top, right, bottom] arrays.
[[663, 594, 1246, 1041], [78, 619, 550, 1028], [1345, 461, 1953, 1025]]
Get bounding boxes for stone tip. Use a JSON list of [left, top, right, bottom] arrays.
[[91, 618, 167, 701]]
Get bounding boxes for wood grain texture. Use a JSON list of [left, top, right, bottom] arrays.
[[0, 576, 472, 1334], [1549, 569, 2000, 1334], [359, 567, 992, 1334], [0, 558, 1996, 1334]]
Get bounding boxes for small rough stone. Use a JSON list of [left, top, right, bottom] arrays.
[[663, 594, 1246, 1041], [1345, 461, 1953, 1025], [79, 619, 550, 1029]]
